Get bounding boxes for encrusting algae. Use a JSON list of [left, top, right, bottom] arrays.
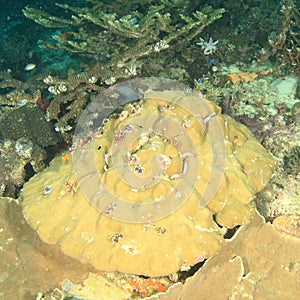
[[21, 86, 275, 277]]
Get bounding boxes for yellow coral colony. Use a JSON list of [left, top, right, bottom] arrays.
[[21, 90, 275, 276]]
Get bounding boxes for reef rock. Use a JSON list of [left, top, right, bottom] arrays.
[[0, 103, 60, 147], [0, 138, 46, 197]]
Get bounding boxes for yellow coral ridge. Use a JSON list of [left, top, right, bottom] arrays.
[[21, 90, 275, 276]]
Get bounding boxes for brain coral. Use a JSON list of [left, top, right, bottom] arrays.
[[21, 87, 275, 276]]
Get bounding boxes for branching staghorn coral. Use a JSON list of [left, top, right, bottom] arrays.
[[1, 1, 224, 134], [269, 0, 300, 75], [23, 1, 224, 65], [0, 63, 136, 133]]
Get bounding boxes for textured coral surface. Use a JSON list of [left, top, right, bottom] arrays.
[[21, 91, 275, 277]]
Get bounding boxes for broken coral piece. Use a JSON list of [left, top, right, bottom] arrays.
[[227, 68, 273, 85], [149, 213, 300, 299], [21, 90, 275, 276], [61, 272, 169, 300]]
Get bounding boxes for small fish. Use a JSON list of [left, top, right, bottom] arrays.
[[24, 63, 36, 71]]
